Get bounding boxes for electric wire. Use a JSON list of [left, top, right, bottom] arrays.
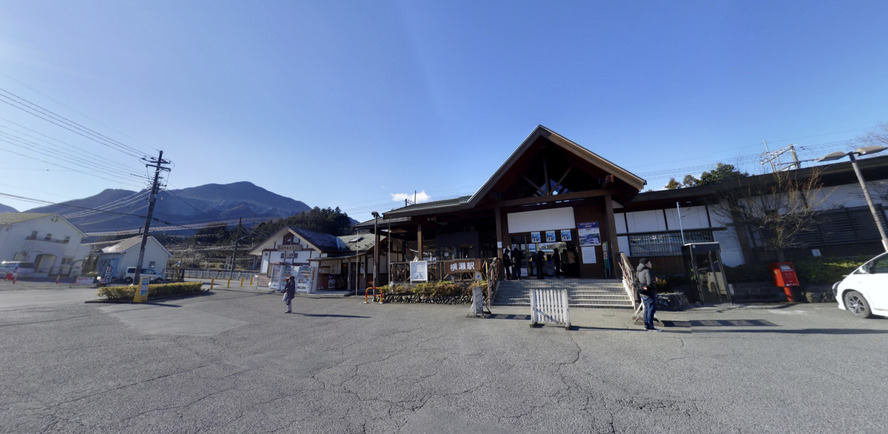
[[0, 87, 147, 158]]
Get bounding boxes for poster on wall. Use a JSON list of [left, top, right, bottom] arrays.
[[410, 261, 428, 282], [561, 230, 572, 241], [530, 232, 541, 243], [545, 231, 556, 242], [578, 222, 601, 246], [581, 246, 597, 264]]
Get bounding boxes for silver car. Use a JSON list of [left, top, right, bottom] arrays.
[[0, 261, 36, 277], [834, 252, 888, 318]]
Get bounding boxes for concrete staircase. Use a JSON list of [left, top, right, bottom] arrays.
[[493, 278, 633, 308]]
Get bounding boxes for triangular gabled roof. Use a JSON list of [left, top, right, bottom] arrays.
[[470, 125, 646, 206], [0, 212, 87, 237], [248, 226, 349, 256], [100, 236, 171, 257], [385, 125, 645, 217]]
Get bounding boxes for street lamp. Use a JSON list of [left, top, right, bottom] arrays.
[[817, 146, 888, 251], [372, 211, 380, 289]]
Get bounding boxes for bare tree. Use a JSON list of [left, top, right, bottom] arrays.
[[860, 122, 888, 202], [859, 122, 888, 147], [714, 168, 827, 262]]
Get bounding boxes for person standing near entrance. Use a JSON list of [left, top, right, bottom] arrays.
[[534, 250, 544, 279], [636, 258, 660, 331], [284, 275, 296, 313], [502, 248, 513, 280], [565, 248, 577, 277], [513, 249, 523, 280]]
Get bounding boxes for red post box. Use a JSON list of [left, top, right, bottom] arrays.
[[769, 262, 799, 301]]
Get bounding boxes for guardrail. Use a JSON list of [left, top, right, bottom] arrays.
[[389, 258, 499, 284], [173, 269, 257, 282]]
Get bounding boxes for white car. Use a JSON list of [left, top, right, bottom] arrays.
[[834, 252, 888, 318], [123, 267, 164, 284]]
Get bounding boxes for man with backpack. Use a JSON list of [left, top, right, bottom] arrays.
[[636, 258, 661, 331]]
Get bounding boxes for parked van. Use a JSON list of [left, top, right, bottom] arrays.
[[0, 261, 36, 277]]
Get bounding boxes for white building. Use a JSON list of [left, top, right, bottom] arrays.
[[0, 212, 88, 277], [249, 226, 399, 293], [90, 236, 171, 280]]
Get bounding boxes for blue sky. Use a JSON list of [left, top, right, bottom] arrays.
[[1, 1, 886, 223]]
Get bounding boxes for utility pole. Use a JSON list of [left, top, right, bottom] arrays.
[[133, 151, 171, 285]]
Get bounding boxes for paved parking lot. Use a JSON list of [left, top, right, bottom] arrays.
[[2, 280, 888, 433]]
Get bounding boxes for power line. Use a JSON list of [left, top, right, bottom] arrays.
[[0, 87, 148, 158]]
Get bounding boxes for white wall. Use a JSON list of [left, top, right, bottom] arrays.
[[666, 206, 710, 230], [0, 215, 85, 276], [507, 207, 575, 233], [623, 210, 667, 232]]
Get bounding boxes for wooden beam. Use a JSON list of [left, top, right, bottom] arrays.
[[543, 157, 550, 196], [416, 223, 423, 260], [554, 166, 574, 193], [604, 194, 619, 277], [495, 206, 503, 258], [522, 175, 544, 196]]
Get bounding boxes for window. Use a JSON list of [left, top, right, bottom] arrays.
[[63, 236, 71, 243], [44, 233, 52, 241], [629, 230, 713, 257]]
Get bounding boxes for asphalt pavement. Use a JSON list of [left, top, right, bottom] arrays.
[[2, 279, 887, 433]]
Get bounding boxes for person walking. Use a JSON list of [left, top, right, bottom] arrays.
[[284, 275, 296, 313], [636, 258, 660, 331]]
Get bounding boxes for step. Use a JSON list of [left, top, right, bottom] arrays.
[[493, 278, 633, 308]]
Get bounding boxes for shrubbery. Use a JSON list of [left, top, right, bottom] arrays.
[[380, 281, 484, 304], [792, 256, 871, 284], [97, 282, 204, 301], [724, 255, 871, 285]]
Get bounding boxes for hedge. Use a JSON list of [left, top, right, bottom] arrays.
[[97, 282, 204, 301]]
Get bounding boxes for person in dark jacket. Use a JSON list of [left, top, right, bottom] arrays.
[[513, 249, 524, 279], [534, 250, 544, 279], [284, 275, 296, 313], [636, 258, 660, 331], [503, 248, 513, 280]]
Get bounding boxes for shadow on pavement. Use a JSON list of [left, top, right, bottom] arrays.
[[664, 319, 777, 327], [485, 313, 532, 321], [291, 313, 370, 319]]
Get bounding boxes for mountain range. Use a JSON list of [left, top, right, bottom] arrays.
[[5, 182, 312, 234]]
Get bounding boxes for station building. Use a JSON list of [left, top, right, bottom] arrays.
[[368, 125, 888, 280]]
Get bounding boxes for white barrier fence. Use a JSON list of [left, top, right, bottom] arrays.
[[529, 288, 571, 329]]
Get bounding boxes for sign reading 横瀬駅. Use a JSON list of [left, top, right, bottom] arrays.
[[133, 278, 149, 303], [444, 259, 482, 275]]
